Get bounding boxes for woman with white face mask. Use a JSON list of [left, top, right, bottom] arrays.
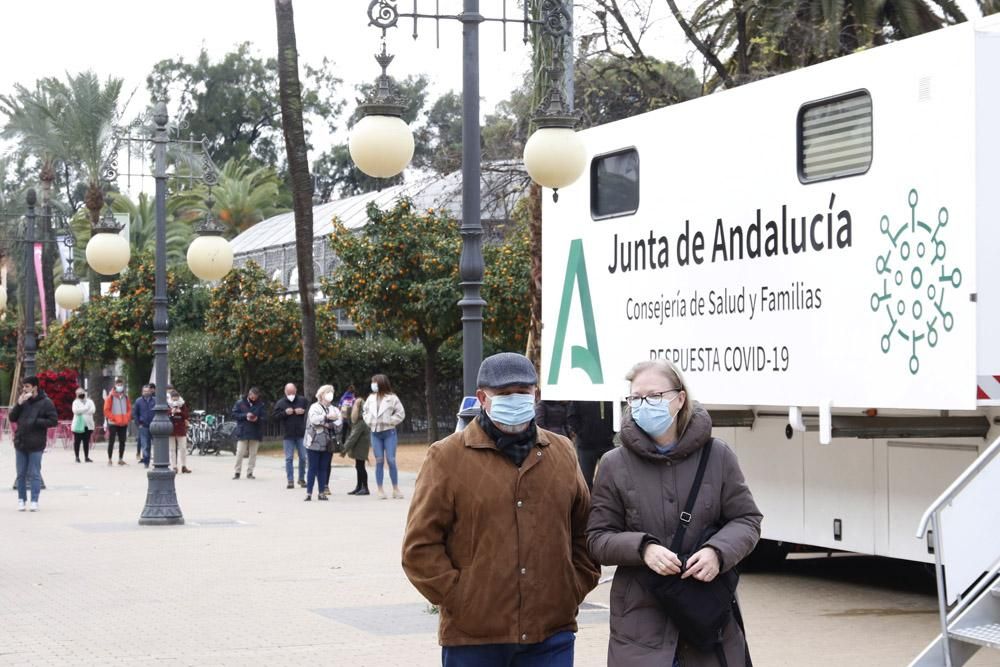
[[586, 359, 762, 667], [304, 384, 342, 501], [362, 374, 406, 499]]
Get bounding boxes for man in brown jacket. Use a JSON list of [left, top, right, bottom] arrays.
[[402, 352, 600, 666]]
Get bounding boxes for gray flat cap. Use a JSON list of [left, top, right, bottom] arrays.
[[477, 352, 539, 389]]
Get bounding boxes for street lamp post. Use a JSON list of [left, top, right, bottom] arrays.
[[23, 190, 39, 378], [97, 102, 228, 525], [139, 105, 181, 526], [352, 0, 583, 396], [1, 189, 85, 377]]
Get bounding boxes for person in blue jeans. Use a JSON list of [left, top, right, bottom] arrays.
[[9, 376, 58, 512], [304, 384, 341, 500], [132, 384, 156, 467], [362, 374, 406, 500], [272, 382, 309, 489]]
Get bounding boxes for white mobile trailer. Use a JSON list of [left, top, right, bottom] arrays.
[[540, 16, 1000, 565]]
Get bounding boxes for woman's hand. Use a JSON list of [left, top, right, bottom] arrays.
[[642, 543, 683, 576], [681, 547, 720, 582]]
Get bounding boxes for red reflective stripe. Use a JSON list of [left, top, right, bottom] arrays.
[[978, 386, 990, 400]]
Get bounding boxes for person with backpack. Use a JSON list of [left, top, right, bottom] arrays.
[[587, 359, 762, 667]]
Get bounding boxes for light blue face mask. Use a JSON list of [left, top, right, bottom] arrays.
[[487, 392, 536, 426], [632, 401, 675, 438]]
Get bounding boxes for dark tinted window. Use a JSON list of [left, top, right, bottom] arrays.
[[798, 91, 872, 183], [591, 148, 639, 219]]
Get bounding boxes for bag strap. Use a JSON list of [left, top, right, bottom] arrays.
[[669, 439, 714, 555]]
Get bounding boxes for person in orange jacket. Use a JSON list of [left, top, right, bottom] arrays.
[[103, 377, 132, 466]]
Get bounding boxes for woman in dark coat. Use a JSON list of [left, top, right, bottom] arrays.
[[340, 396, 371, 495], [587, 359, 762, 667]]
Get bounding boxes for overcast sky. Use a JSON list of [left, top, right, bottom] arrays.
[[0, 0, 986, 174]]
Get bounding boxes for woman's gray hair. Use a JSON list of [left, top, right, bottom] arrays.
[[625, 359, 694, 436], [315, 384, 335, 401]]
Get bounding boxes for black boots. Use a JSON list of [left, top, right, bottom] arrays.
[[354, 485, 370, 496]]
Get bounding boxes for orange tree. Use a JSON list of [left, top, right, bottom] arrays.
[[324, 198, 530, 440], [205, 261, 301, 395], [38, 250, 173, 392], [37, 301, 115, 380]]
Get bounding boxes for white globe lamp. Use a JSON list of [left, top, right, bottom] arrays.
[[55, 281, 84, 311], [188, 198, 233, 282], [523, 127, 586, 192], [188, 234, 233, 282], [86, 232, 130, 276], [348, 43, 413, 180], [350, 114, 415, 179]]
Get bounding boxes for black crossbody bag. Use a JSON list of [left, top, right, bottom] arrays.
[[630, 440, 751, 666]]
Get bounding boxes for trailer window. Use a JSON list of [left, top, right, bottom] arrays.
[[591, 148, 639, 219], [798, 91, 872, 183]]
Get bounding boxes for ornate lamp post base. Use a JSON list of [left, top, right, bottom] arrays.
[[139, 468, 184, 526]]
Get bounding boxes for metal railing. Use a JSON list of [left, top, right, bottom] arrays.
[[916, 434, 1000, 667]]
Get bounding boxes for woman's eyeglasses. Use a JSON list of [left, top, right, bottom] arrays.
[[625, 389, 680, 409]]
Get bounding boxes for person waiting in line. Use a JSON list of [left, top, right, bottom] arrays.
[[71, 387, 96, 463], [103, 378, 131, 466], [363, 374, 406, 500], [133, 383, 156, 468], [587, 359, 762, 666], [272, 382, 309, 489], [567, 400, 616, 490], [304, 384, 342, 501], [232, 387, 265, 480], [167, 389, 191, 474], [534, 398, 571, 436], [341, 395, 371, 496]]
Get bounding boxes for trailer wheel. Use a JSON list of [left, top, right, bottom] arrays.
[[742, 539, 791, 571]]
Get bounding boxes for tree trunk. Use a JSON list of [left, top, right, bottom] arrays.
[[424, 339, 441, 442], [525, 183, 543, 373], [39, 165, 57, 327], [275, 0, 320, 398]]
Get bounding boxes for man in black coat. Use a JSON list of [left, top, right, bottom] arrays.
[[567, 401, 616, 491], [9, 376, 58, 511], [272, 382, 309, 490], [232, 387, 265, 480]]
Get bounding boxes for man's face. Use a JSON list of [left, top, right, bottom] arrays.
[[142, 386, 152, 397], [21, 383, 35, 396], [248, 391, 259, 402], [285, 384, 296, 397], [476, 384, 536, 433]]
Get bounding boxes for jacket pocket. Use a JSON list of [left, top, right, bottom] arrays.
[[610, 573, 668, 650]]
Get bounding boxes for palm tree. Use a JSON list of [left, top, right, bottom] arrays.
[[275, 0, 321, 399], [0, 81, 73, 324], [3, 71, 122, 429], [175, 157, 283, 238], [113, 193, 194, 267]]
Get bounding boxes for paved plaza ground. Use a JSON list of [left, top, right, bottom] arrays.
[[2, 441, 999, 666]]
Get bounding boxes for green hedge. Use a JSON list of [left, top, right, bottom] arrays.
[[168, 331, 515, 436]]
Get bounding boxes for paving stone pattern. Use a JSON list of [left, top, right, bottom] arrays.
[[2, 443, 999, 666]]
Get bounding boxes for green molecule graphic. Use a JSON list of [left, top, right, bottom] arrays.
[[871, 188, 960, 375]]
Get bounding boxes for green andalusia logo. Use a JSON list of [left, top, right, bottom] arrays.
[[547, 239, 604, 384], [871, 188, 960, 375]]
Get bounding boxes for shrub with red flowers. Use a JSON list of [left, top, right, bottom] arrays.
[[37, 369, 79, 421]]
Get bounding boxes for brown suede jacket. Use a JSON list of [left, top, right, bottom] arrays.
[[401, 417, 601, 647]]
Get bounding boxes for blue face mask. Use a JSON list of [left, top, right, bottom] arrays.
[[487, 392, 536, 427], [632, 401, 675, 438]]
